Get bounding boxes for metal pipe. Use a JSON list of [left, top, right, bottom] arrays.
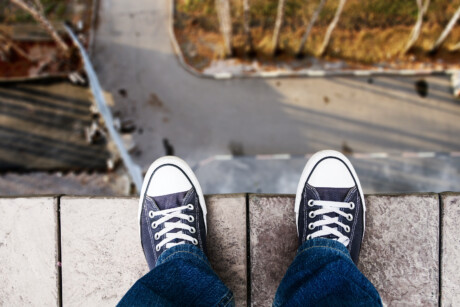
[[65, 25, 143, 193]]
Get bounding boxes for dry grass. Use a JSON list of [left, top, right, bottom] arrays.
[[175, 0, 460, 69]]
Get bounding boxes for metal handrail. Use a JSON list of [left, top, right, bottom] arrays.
[[65, 25, 143, 193]]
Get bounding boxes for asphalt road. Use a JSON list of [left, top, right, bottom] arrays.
[[91, 0, 460, 194]]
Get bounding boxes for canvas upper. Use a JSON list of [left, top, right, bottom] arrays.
[[139, 157, 207, 269], [295, 150, 365, 264]]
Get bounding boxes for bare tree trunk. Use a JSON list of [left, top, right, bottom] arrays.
[[243, 0, 253, 54], [216, 0, 233, 57], [296, 0, 327, 56], [422, 0, 430, 14], [271, 0, 286, 55], [318, 0, 346, 56], [32, 0, 44, 14], [403, 0, 429, 54], [453, 41, 460, 51], [430, 5, 460, 53], [10, 0, 69, 53]]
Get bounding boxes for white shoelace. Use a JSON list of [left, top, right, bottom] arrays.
[[149, 204, 197, 251], [307, 200, 355, 246]]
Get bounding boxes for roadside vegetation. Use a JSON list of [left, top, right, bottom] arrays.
[[0, 0, 92, 79], [174, 0, 460, 70]]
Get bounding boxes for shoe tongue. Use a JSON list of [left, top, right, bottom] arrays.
[[313, 186, 353, 241], [315, 187, 352, 202], [152, 189, 190, 210], [152, 189, 193, 246]]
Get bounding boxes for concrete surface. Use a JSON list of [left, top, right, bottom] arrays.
[[206, 194, 248, 306], [0, 82, 109, 171], [0, 197, 58, 306], [60, 197, 147, 306], [441, 193, 460, 307], [60, 195, 247, 306], [0, 193, 458, 305], [91, 0, 460, 195], [249, 195, 297, 307], [249, 194, 440, 306], [359, 195, 439, 306]]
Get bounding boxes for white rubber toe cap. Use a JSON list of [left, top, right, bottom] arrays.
[[146, 165, 192, 197], [308, 157, 355, 188]]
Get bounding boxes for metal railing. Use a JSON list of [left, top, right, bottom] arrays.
[[65, 25, 143, 193]]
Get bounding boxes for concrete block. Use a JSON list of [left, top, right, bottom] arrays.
[[60, 197, 147, 306], [206, 194, 247, 306], [249, 195, 297, 307], [61, 195, 248, 306], [441, 193, 460, 306], [0, 197, 58, 306], [249, 194, 439, 306], [359, 194, 439, 306]]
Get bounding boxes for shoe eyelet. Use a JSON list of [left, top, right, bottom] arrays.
[[308, 211, 316, 218], [154, 233, 160, 240], [188, 216, 195, 222], [345, 225, 351, 233], [151, 222, 157, 229], [346, 214, 353, 221], [190, 227, 196, 234], [148, 211, 155, 218], [307, 234, 312, 240], [187, 204, 194, 210], [192, 239, 198, 245], [308, 223, 315, 230], [349, 202, 355, 210], [156, 245, 161, 252], [308, 199, 315, 207]]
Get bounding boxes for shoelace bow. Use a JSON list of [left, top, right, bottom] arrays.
[[149, 204, 197, 251], [307, 199, 355, 246]]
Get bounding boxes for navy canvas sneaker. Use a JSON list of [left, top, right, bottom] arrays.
[[295, 150, 366, 264], [138, 156, 207, 269]]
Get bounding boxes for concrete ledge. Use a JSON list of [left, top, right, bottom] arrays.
[[60, 197, 146, 306], [0, 197, 58, 306], [60, 195, 247, 306], [359, 194, 439, 306], [0, 193, 459, 305], [206, 194, 247, 306], [441, 193, 460, 306]]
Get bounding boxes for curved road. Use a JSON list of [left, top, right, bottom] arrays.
[[92, 0, 460, 193]]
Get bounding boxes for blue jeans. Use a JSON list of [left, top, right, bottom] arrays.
[[118, 238, 382, 306]]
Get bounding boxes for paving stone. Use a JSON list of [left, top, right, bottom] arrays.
[[206, 194, 247, 307], [0, 197, 58, 306], [61, 195, 247, 306], [249, 195, 297, 307], [249, 194, 440, 306], [441, 193, 460, 306], [60, 197, 147, 306], [359, 194, 439, 306]]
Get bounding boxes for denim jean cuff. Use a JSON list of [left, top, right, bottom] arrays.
[[156, 243, 211, 267], [297, 238, 352, 261]]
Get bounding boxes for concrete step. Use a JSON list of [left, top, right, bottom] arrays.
[[0, 193, 458, 306]]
